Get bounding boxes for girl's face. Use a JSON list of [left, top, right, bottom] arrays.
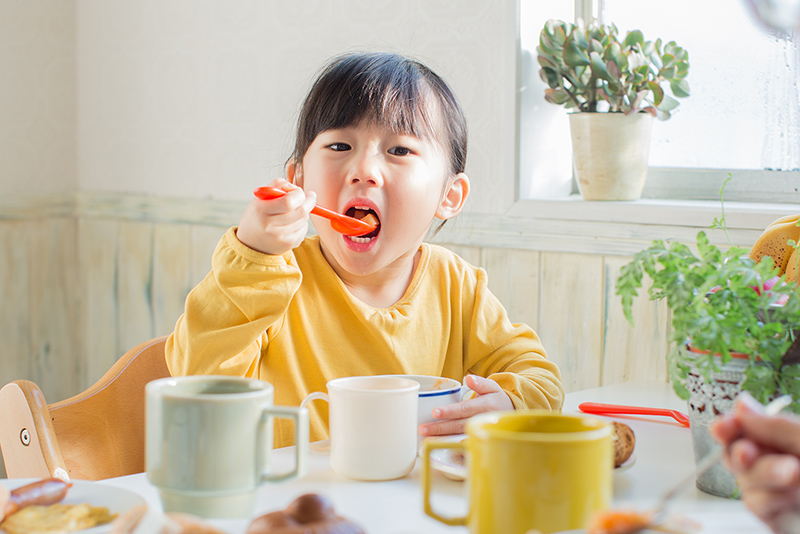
[[293, 119, 468, 281]]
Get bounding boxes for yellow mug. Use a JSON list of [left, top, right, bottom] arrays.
[[422, 410, 613, 534]]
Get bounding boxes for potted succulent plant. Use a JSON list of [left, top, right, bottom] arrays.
[[537, 19, 690, 200], [615, 180, 800, 497]]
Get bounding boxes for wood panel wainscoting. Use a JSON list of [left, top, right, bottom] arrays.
[[7, 191, 786, 475]]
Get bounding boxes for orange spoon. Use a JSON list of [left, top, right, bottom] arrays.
[[579, 402, 690, 427], [253, 186, 377, 237]]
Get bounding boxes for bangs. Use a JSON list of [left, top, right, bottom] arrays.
[[293, 52, 467, 175], [310, 60, 437, 138], [296, 54, 439, 152]]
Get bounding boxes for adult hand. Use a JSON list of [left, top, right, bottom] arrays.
[[236, 179, 316, 256], [711, 392, 800, 533], [418, 375, 514, 437]]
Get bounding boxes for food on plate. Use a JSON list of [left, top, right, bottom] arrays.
[[587, 509, 702, 534], [611, 421, 635, 468], [0, 478, 117, 534], [1, 502, 116, 534], [3, 478, 72, 518], [110, 506, 227, 534], [0, 484, 9, 522], [164, 512, 228, 534], [110, 504, 148, 534], [247, 493, 365, 534], [586, 509, 652, 534]]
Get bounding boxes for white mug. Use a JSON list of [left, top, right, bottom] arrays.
[[300, 376, 420, 481], [146, 376, 309, 518]]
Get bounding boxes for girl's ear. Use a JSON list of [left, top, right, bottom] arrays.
[[435, 173, 470, 220], [286, 160, 302, 187]]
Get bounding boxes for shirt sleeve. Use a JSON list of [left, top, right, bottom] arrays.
[[166, 227, 302, 377], [463, 268, 565, 411]]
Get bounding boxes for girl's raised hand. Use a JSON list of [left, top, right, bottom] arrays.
[[236, 180, 316, 256], [418, 375, 514, 437]]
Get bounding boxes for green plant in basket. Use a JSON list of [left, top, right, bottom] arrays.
[[615, 179, 800, 411], [537, 19, 690, 119]]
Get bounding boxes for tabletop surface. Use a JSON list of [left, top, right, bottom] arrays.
[[98, 380, 771, 534]]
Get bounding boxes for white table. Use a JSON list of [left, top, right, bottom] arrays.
[[102, 380, 771, 534]]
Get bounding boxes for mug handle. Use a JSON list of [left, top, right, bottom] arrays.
[[259, 405, 309, 482], [421, 440, 468, 526], [300, 392, 330, 453]]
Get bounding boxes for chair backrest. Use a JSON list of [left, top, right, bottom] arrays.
[[0, 336, 170, 480]]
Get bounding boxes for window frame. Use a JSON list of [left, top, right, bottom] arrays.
[[517, 0, 800, 208]]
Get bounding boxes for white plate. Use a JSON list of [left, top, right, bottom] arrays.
[[425, 435, 468, 481], [0, 478, 146, 533], [426, 437, 637, 482]]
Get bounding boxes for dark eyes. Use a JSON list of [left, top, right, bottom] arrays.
[[388, 146, 412, 156], [326, 144, 413, 156]]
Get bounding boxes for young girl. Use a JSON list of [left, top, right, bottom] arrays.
[[166, 51, 564, 447]]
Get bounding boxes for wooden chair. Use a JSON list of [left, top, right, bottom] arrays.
[[0, 336, 170, 480]]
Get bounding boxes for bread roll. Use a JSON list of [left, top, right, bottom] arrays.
[[611, 421, 635, 467], [247, 494, 365, 534]]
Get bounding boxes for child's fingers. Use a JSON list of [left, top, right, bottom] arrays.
[[419, 419, 466, 437], [432, 396, 485, 421], [464, 374, 501, 395]]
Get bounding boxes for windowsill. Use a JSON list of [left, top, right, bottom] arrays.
[[442, 195, 800, 256], [507, 195, 800, 231]]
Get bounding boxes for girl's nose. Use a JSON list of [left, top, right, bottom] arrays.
[[349, 152, 384, 187]]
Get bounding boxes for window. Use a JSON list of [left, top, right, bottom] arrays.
[[519, 0, 800, 204]]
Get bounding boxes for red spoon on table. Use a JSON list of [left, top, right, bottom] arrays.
[[253, 186, 377, 237], [578, 402, 690, 427]]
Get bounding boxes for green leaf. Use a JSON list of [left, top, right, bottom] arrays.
[[648, 81, 664, 106], [607, 59, 622, 82], [604, 41, 621, 63], [539, 66, 560, 88], [670, 78, 691, 98], [552, 24, 568, 45], [573, 27, 588, 49], [589, 38, 604, 55], [590, 52, 615, 82], [544, 88, 571, 105], [659, 65, 678, 80], [743, 365, 779, 404], [661, 53, 677, 71], [563, 38, 591, 67], [657, 94, 679, 112], [624, 30, 644, 48]]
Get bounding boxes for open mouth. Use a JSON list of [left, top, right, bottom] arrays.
[[346, 207, 381, 240]]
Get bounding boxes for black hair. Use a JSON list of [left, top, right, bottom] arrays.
[[291, 52, 467, 176]]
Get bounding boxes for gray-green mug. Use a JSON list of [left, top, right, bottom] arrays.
[[145, 376, 309, 518]]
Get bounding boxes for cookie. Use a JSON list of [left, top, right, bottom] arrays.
[[611, 421, 635, 468]]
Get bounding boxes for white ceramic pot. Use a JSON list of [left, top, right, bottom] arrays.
[[568, 112, 654, 201]]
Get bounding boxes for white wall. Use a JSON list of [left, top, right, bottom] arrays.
[[72, 0, 518, 210], [0, 1, 76, 195]]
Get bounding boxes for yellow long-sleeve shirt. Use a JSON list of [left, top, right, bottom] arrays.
[[166, 228, 564, 447]]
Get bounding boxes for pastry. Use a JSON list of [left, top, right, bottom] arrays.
[[247, 494, 365, 534], [611, 421, 635, 467]]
